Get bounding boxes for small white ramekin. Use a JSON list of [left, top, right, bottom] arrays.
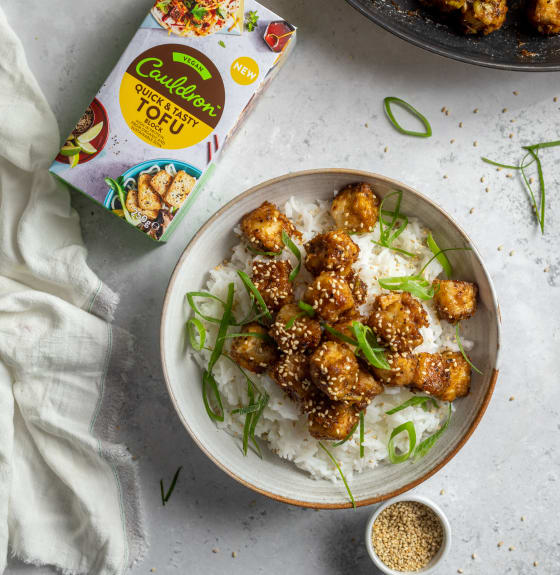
[[365, 494, 451, 575]]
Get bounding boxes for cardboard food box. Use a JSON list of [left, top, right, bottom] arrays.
[[49, 0, 295, 241]]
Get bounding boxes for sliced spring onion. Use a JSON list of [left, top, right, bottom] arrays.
[[352, 321, 390, 370], [387, 421, 417, 464], [247, 245, 282, 257], [248, 392, 269, 458], [332, 420, 359, 447], [186, 291, 226, 324], [323, 323, 358, 346], [237, 271, 273, 323], [242, 381, 256, 455], [359, 412, 365, 458], [202, 370, 224, 422], [318, 441, 355, 509], [285, 311, 306, 330], [455, 323, 483, 375], [385, 396, 438, 415], [282, 230, 301, 282], [373, 191, 416, 257], [186, 318, 206, 351], [481, 156, 534, 170], [523, 148, 545, 233], [427, 232, 452, 278], [231, 403, 263, 415], [208, 283, 235, 372], [160, 466, 183, 506], [414, 403, 452, 459], [218, 332, 273, 343], [419, 247, 472, 276], [383, 97, 432, 138], [298, 301, 316, 315], [524, 140, 560, 151], [378, 275, 436, 301]]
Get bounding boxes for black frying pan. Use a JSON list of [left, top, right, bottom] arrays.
[[346, 0, 560, 70]]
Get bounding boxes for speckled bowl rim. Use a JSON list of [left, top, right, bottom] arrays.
[[160, 168, 501, 509]]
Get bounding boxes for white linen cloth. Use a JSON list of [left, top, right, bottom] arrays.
[[0, 7, 145, 574]]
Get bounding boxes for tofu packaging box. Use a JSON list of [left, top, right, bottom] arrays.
[[49, 0, 295, 241]]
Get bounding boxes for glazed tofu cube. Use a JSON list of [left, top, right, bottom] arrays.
[[309, 341, 359, 402], [303, 272, 355, 324], [433, 279, 478, 323], [346, 270, 368, 305], [241, 201, 302, 253], [331, 182, 380, 234], [270, 352, 314, 403], [307, 398, 360, 441], [323, 311, 363, 352], [460, 0, 508, 35], [252, 260, 294, 312], [367, 292, 429, 352], [414, 351, 470, 401], [304, 230, 359, 276], [229, 323, 278, 374], [371, 352, 418, 387], [269, 303, 322, 353], [352, 368, 384, 409], [528, 0, 560, 34], [164, 170, 196, 208]]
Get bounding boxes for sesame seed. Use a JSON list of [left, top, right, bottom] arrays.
[[498, 245, 503, 251], [472, 553, 477, 559], [509, 396, 515, 401], [498, 541, 504, 547], [443, 174, 448, 179], [459, 122, 463, 128], [473, 108, 478, 113], [534, 561, 539, 566], [513, 91, 519, 95], [509, 546, 515, 551], [502, 108, 508, 113], [480, 176, 485, 182], [232, 551, 237, 558], [486, 187, 490, 193], [384, 146, 389, 153], [509, 250, 515, 256], [470, 208, 475, 214], [473, 141, 478, 147]]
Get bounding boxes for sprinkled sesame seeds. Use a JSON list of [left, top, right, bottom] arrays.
[[372, 501, 443, 572]]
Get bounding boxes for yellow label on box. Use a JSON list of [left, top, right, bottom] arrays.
[[119, 44, 225, 149]]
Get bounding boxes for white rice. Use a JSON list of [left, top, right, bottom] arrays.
[[191, 196, 470, 481]]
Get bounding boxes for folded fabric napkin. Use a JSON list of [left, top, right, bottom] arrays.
[[0, 8, 146, 575]]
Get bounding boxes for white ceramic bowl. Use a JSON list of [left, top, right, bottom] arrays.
[[365, 494, 451, 574], [160, 169, 501, 508]]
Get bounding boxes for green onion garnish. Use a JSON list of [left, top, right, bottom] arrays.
[[455, 323, 483, 375], [332, 420, 359, 447], [218, 332, 273, 343], [242, 381, 256, 455], [248, 392, 269, 458], [378, 275, 436, 301], [186, 317, 206, 351], [352, 321, 390, 370], [427, 232, 452, 278], [372, 190, 416, 257], [385, 396, 438, 415], [237, 271, 273, 323], [387, 421, 416, 464], [160, 466, 183, 506], [208, 283, 234, 372], [318, 441, 355, 508], [285, 301, 316, 329], [383, 97, 432, 139], [378, 247, 471, 300], [414, 403, 452, 459], [281, 230, 301, 281], [322, 323, 359, 346], [247, 245, 282, 257], [186, 291, 226, 324], [481, 156, 535, 170], [359, 411, 365, 458], [202, 370, 224, 422], [482, 140, 560, 234]]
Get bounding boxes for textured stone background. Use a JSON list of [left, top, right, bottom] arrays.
[[4, 0, 560, 573]]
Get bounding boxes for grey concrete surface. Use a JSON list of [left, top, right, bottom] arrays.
[[3, 0, 560, 573]]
